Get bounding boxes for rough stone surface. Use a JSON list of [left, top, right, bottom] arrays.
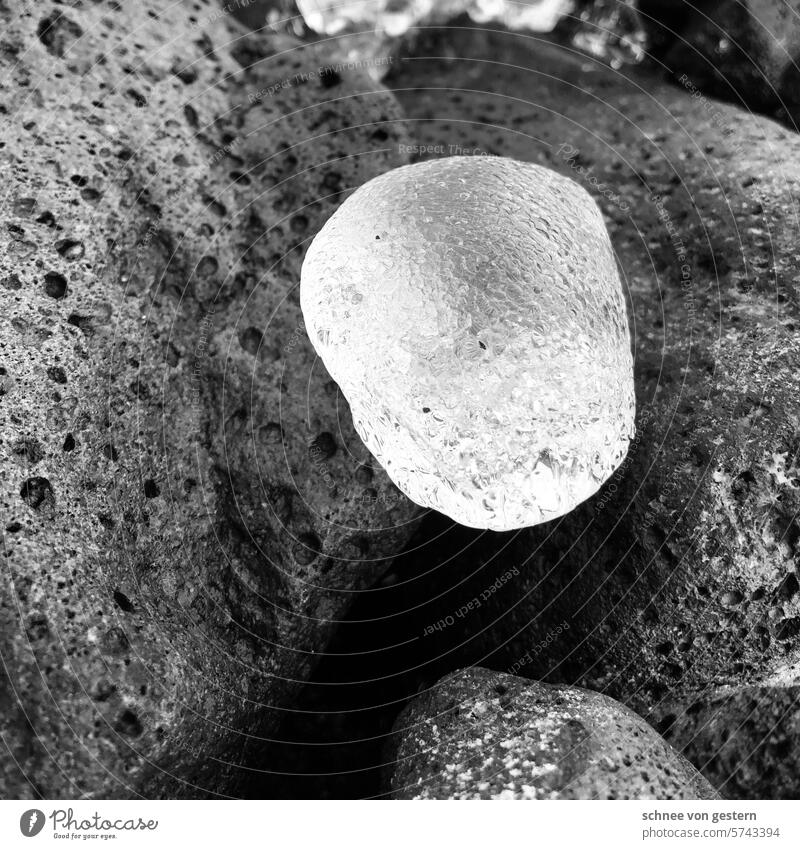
[[641, 0, 800, 128], [301, 157, 635, 531], [388, 667, 718, 799], [376, 25, 800, 791], [0, 0, 415, 798], [657, 683, 800, 800]]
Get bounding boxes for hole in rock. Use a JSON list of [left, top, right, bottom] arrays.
[[113, 589, 134, 612], [115, 709, 143, 737], [44, 271, 67, 298], [20, 477, 54, 510]]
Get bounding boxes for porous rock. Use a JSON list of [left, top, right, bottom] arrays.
[[640, 0, 800, 128], [380, 25, 800, 790], [387, 667, 718, 799], [655, 683, 800, 800], [0, 0, 415, 798]]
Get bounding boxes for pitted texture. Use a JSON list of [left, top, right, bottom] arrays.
[[0, 0, 413, 798], [388, 667, 718, 800], [377, 28, 800, 797], [656, 683, 800, 800], [301, 157, 635, 530]]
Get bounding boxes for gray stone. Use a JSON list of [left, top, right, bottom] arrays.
[[379, 24, 800, 793], [655, 683, 800, 800], [641, 0, 800, 128], [388, 667, 718, 799], [0, 0, 415, 798]]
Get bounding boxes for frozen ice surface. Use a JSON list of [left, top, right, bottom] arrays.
[[301, 157, 635, 530]]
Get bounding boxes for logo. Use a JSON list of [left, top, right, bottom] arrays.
[[19, 809, 45, 837]]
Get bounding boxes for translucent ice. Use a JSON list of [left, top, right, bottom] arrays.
[[300, 157, 635, 530], [296, 0, 570, 37]]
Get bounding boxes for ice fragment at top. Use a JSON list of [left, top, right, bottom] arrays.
[[300, 156, 635, 530], [297, 0, 570, 37]]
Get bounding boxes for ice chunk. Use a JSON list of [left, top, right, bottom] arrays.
[[301, 156, 635, 530], [296, 0, 571, 37]]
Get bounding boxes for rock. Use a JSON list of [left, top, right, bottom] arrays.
[[0, 0, 415, 798], [387, 667, 718, 799], [640, 0, 800, 128], [655, 683, 800, 800], [301, 157, 635, 531], [228, 0, 299, 31], [377, 24, 800, 794]]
